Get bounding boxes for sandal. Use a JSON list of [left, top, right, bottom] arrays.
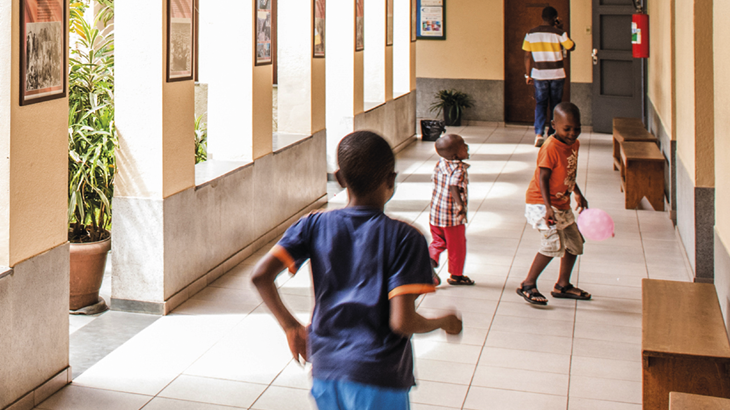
[[516, 284, 548, 305], [551, 283, 591, 300], [433, 271, 442, 286], [447, 275, 475, 286]]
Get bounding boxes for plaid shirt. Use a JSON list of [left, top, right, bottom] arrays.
[[430, 158, 469, 227]]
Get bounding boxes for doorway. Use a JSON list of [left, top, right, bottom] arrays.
[[591, 0, 643, 133], [504, 0, 571, 125]]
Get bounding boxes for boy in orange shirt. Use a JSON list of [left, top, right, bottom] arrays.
[[517, 102, 592, 305]]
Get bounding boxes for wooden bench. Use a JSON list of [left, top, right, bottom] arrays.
[[620, 141, 665, 211], [642, 279, 730, 410], [613, 117, 658, 171], [669, 392, 730, 410]]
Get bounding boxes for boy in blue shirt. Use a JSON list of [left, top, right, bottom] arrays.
[[252, 131, 463, 410]]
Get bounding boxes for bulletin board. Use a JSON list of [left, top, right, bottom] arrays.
[[416, 0, 445, 40]]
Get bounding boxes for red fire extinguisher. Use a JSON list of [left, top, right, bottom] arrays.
[[632, 13, 649, 58]]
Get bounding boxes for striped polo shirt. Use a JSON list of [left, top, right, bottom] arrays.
[[523, 25, 575, 80]]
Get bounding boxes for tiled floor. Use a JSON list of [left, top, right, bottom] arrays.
[[42, 124, 692, 409]]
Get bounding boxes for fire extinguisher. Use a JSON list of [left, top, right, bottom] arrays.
[[632, 2, 649, 58]]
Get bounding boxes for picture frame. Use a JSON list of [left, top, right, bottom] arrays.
[[255, 0, 273, 66], [355, 0, 364, 51], [386, 0, 393, 46], [314, 0, 325, 58], [20, 0, 67, 106], [417, 0, 446, 40], [411, 0, 417, 42], [167, 0, 195, 82]]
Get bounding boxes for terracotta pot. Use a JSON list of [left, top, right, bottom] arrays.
[[69, 236, 111, 310]]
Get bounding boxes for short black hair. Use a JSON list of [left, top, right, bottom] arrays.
[[554, 101, 581, 121], [542, 6, 558, 21], [337, 131, 395, 195]]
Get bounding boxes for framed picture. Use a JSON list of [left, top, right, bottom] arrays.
[[167, 0, 195, 82], [255, 0, 273, 65], [411, 0, 417, 42], [314, 0, 325, 58], [417, 0, 446, 40], [20, 0, 67, 105], [355, 0, 364, 51], [386, 0, 393, 46]]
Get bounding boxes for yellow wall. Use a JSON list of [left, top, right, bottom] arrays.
[[648, 0, 675, 139], [252, 65, 273, 159], [694, 0, 714, 188], [675, 0, 695, 179], [415, 0, 592, 82], [162, 81, 195, 198], [312, 58, 326, 133], [715, 0, 730, 245]]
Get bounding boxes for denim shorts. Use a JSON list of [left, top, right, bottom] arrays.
[[311, 378, 411, 410]]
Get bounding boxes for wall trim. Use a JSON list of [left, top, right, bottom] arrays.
[[2, 368, 70, 410]]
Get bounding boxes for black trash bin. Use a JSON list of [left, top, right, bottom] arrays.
[[420, 120, 445, 141]]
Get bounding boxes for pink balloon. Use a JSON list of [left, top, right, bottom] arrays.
[[577, 208, 614, 241]]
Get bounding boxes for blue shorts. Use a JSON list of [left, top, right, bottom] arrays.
[[311, 378, 411, 410]]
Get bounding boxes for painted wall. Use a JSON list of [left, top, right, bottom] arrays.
[[675, 0, 695, 182], [647, 0, 674, 140], [714, 0, 730, 329]]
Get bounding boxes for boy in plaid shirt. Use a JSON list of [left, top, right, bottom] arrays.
[[429, 134, 475, 285]]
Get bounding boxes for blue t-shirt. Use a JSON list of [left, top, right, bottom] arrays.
[[271, 206, 436, 389]]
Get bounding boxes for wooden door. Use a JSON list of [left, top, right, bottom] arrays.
[[504, 0, 571, 125], [592, 0, 644, 133]]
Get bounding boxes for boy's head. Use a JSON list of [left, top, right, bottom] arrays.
[[435, 134, 469, 161], [551, 102, 582, 145], [542, 6, 558, 25], [336, 130, 396, 198]]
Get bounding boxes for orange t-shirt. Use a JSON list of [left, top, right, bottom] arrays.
[[525, 136, 580, 210]]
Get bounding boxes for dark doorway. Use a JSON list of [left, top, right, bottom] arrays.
[[591, 0, 644, 133], [504, 0, 571, 125]]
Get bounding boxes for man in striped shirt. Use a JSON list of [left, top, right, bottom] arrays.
[[523, 6, 575, 147]]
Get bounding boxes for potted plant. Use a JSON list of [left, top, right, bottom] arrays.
[[429, 89, 475, 126], [68, 0, 116, 312]]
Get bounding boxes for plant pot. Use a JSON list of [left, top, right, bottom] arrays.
[[70, 235, 111, 310], [420, 119, 446, 141], [444, 108, 461, 127]]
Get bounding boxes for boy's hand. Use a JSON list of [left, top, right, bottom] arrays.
[[441, 314, 463, 335], [574, 193, 588, 214], [456, 205, 467, 224], [544, 207, 556, 226], [285, 324, 309, 365]]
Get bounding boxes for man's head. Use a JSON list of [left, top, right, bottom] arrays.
[[551, 102, 582, 145], [435, 134, 469, 161], [542, 6, 558, 25], [336, 130, 396, 197]]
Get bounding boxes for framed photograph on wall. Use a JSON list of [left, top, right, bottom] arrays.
[[20, 0, 67, 105], [417, 0, 446, 40], [314, 0, 325, 58], [411, 0, 417, 42], [386, 0, 393, 46], [167, 0, 195, 81], [355, 0, 364, 51], [255, 0, 273, 65]]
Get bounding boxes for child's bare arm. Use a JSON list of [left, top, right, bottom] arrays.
[[252, 253, 308, 363], [389, 294, 462, 337], [449, 185, 467, 223], [538, 167, 555, 224]]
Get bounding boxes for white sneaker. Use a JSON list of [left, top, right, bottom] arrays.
[[534, 135, 545, 147]]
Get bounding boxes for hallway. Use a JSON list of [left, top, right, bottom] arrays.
[[41, 125, 690, 410]]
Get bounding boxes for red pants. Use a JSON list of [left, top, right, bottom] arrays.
[[429, 224, 466, 276]]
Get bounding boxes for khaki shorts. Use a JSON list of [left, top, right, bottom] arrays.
[[537, 222, 584, 258]]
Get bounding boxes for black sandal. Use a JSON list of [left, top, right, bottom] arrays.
[[516, 284, 548, 305], [551, 283, 591, 300], [447, 275, 475, 285]]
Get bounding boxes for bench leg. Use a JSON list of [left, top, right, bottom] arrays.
[[613, 138, 620, 171], [625, 161, 665, 211]]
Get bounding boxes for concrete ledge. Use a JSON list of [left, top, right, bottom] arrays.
[[3, 368, 70, 410], [112, 194, 328, 315]]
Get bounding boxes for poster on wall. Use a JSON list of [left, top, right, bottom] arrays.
[[20, 0, 67, 105], [417, 0, 445, 40], [411, 0, 417, 42], [256, 0, 273, 65], [314, 0, 325, 58], [355, 0, 364, 51], [386, 0, 393, 46], [167, 0, 195, 81]]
